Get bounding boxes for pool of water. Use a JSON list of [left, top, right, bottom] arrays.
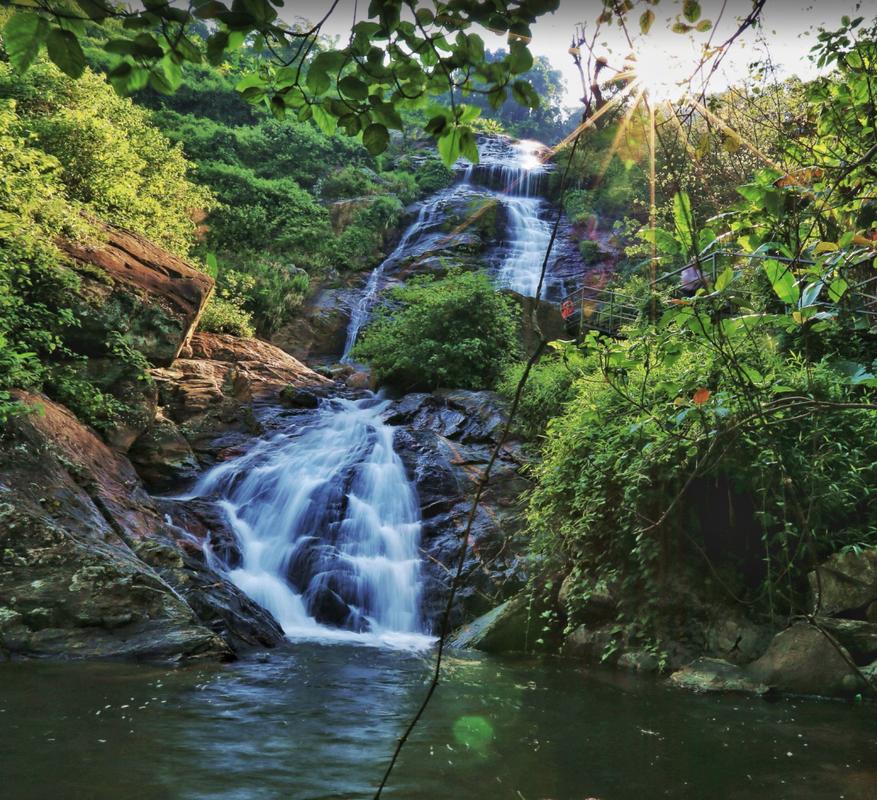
[[1, 644, 875, 800]]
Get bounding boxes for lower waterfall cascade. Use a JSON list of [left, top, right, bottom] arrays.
[[192, 394, 431, 649]]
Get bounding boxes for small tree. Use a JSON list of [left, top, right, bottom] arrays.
[[352, 270, 520, 391]]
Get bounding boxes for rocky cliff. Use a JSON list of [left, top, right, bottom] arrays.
[[0, 226, 330, 663]]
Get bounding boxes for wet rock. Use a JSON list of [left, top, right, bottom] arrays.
[[562, 623, 623, 665], [0, 390, 283, 662], [703, 615, 773, 665], [346, 370, 372, 390], [669, 658, 769, 694], [148, 332, 330, 463], [389, 391, 530, 630], [817, 618, 877, 664], [558, 574, 617, 626], [809, 547, 877, 617], [272, 281, 355, 365], [504, 290, 567, 356], [747, 622, 865, 696], [279, 384, 326, 409], [617, 650, 661, 673], [128, 413, 200, 491], [448, 593, 531, 652], [60, 223, 213, 367]]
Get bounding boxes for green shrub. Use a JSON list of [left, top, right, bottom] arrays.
[[527, 331, 877, 647], [498, 350, 582, 439], [577, 239, 606, 265], [0, 62, 210, 257], [413, 157, 455, 194], [199, 271, 256, 337], [352, 270, 520, 390]]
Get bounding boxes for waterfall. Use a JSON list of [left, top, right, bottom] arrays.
[[191, 394, 430, 648], [487, 139, 556, 297], [340, 136, 560, 360], [340, 195, 446, 362]]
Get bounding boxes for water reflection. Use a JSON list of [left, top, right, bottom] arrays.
[[1, 645, 875, 799]]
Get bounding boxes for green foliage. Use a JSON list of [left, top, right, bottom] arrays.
[[0, 53, 205, 429], [529, 324, 877, 646], [196, 160, 329, 263], [0, 61, 210, 257], [199, 272, 256, 338], [498, 349, 582, 439], [353, 270, 520, 391], [1, 0, 560, 161]]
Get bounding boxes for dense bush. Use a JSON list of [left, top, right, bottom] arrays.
[[0, 62, 210, 257], [0, 97, 126, 427], [498, 350, 581, 439], [528, 326, 877, 647], [352, 270, 520, 391]]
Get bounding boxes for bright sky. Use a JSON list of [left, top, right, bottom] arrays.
[[308, 0, 869, 106]]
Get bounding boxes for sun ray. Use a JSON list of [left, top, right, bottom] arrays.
[[690, 98, 782, 171]]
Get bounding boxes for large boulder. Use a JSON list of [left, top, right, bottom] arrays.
[[61, 224, 214, 368], [747, 622, 865, 696], [142, 332, 332, 473], [448, 593, 530, 652], [387, 390, 530, 629], [0, 391, 284, 662], [809, 547, 877, 617]]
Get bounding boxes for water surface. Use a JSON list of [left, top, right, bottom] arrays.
[[2, 644, 875, 800]]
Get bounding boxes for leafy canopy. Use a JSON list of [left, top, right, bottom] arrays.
[[1, 0, 559, 165]]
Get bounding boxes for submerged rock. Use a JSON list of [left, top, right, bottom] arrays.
[[670, 658, 769, 695]]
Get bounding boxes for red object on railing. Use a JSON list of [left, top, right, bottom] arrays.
[[561, 299, 575, 319]]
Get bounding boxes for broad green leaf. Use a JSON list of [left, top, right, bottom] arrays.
[[641, 226, 680, 255], [46, 28, 86, 78], [827, 277, 848, 302], [715, 267, 734, 291], [763, 259, 800, 305], [508, 41, 533, 74], [673, 191, 694, 253], [362, 122, 389, 155], [640, 10, 654, 34], [3, 13, 49, 73], [338, 75, 368, 101], [311, 103, 337, 135]]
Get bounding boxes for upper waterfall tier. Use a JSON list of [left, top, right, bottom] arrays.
[[462, 137, 553, 197]]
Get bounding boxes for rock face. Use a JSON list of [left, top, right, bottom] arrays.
[[809, 547, 877, 617], [134, 332, 332, 488], [61, 224, 214, 368], [0, 391, 284, 662], [386, 389, 530, 629], [747, 622, 865, 696]]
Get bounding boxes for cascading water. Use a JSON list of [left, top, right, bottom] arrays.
[[188, 135, 571, 650], [341, 135, 562, 360], [341, 195, 446, 362], [191, 394, 430, 648], [475, 138, 558, 297]]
